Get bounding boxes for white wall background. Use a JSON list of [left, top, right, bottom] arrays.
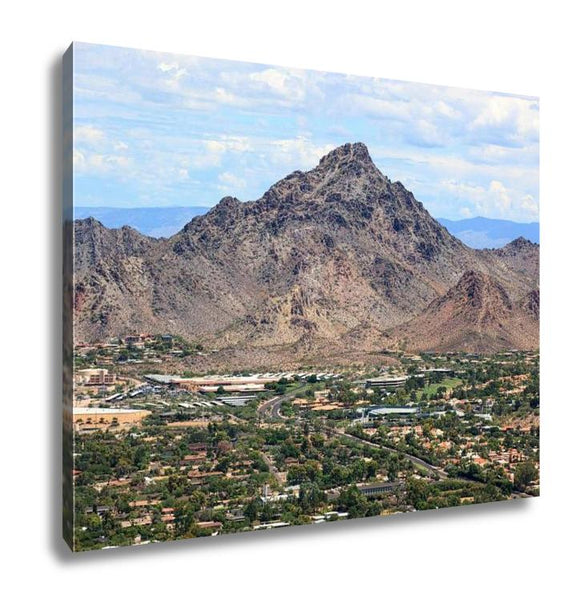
[[1, 1, 578, 612]]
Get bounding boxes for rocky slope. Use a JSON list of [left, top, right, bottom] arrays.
[[387, 271, 539, 352], [73, 143, 539, 360]]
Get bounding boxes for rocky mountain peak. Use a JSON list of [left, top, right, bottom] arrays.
[[317, 142, 374, 169], [216, 195, 242, 209], [172, 142, 462, 271], [256, 142, 385, 210], [74, 216, 157, 270], [75, 216, 103, 232], [450, 270, 513, 312], [502, 236, 537, 252], [314, 142, 385, 186], [496, 236, 538, 255], [181, 195, 242, 234], [389, 267, 537, 353], [73, 143, 538, 356]]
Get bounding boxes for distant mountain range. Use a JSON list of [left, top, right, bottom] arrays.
[[74, 206, 210, 238], [437, 217, 539, 249], [74, 143, 538, 365], [75, 207, 539, 249]]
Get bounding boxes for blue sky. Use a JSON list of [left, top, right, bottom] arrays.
[[72, 42, 539, 222]]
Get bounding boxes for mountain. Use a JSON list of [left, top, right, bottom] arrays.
[[387, 271, 539, 352], [73, 143, 539, 365], [73, 209, 540, 251], [74, 206, 210, 238], [489, 237, 539, 289], [437, 216, 539, 249]]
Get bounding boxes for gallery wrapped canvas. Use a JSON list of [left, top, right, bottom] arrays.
[[63, 42, 539, 551]]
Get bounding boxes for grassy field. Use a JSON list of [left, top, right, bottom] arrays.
[[418, 377, 463, 400]]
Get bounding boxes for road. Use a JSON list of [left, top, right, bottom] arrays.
[[259, 452, 285, 484], [258, 384, 310, 421], [332, 429, 448, 479], [257, 387, 447, 478], [337, 431, 532, 496], [257, 386, 533, 498]]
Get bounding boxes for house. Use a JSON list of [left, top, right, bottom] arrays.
[[129, 499, 161, 508]]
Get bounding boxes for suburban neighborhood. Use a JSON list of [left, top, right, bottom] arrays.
[[72, 334, 539, 550]]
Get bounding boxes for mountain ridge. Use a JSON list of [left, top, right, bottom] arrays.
[[437, 216, 539, 248], [73, 143, 538, 364], [388, 270, 538, 353]]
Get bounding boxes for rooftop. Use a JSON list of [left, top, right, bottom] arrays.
[[73, 407, 149, 415]]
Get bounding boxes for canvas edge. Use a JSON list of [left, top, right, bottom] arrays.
[[63, 42, 75, 551]]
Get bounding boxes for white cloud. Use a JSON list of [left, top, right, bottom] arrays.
[[73, 150, 130, 173], [158, 61, 187, 79], [72, 44, 539, 218], [520, 194, 539, 216], [214, 87, 244, 106], [344, 93, 412, 120], [73, 149, 85, 166], [248, 68, 307, 102], [72, 125, 132, 174], [218, 171, 247, 192], [440, 178, 538, 221], [158, 62, 179, 73], [74, 125, 105, 143], [467, 143, 538, 166], [250, 68, 287, 92], [157, 61, 187, 89], [471, 95, 539, 142], [410, 119, 446, 147], [191, 137, 253, 168], [436, 100, 459, 118], [270, 136, 336, 169]]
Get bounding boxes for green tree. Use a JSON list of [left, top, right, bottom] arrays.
[[337, 486, 369, 518], [514, 461, 538, 490], [299, 482, 325, 514]]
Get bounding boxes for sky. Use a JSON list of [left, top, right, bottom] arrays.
[[72, 42, 539, 222]]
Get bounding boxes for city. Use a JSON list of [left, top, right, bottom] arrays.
[[72, 334, 539, 550]]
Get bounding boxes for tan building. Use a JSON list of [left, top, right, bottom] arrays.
[[75, 368, 116, 386], [144, 373, 277, 391]]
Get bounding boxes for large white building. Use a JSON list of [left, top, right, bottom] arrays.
[[365, 375, 408, 390]]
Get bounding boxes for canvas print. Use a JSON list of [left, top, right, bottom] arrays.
[[62, 42, 539, 551]]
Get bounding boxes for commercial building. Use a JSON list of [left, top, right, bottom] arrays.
[[144, 373, 277, 391], [361, 406, 420, 421], [75, 368, 116, 386], [199, 383, 265, 393], [217, 395, 257, 407], [365, 375, 409, 390], [357, 481, 404, 496]]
